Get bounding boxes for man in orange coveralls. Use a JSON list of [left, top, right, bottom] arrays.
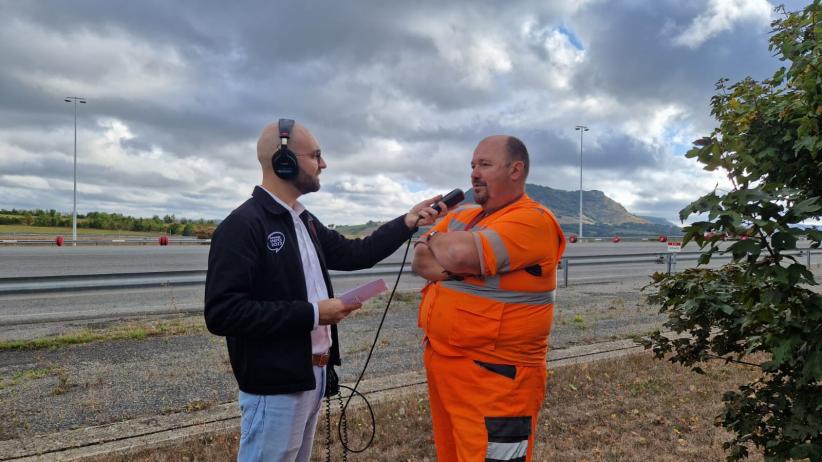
[[412, 135, 566, 462]]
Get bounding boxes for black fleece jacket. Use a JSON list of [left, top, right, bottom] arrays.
[[204, 186, 414, 395]]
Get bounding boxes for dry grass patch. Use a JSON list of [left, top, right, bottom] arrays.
[[84, 352, 764, 462], [0, 366, 58, 390], [345, 290, 420, 320], [534, 353, 764, 461], [0, 316, 205, 351]]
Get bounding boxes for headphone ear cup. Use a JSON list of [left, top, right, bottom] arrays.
[[272, 147, 299, 179]]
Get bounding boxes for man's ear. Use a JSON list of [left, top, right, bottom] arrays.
[[509, 160, 525, 180]]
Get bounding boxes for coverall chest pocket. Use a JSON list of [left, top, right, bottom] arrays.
[[449, 302, 504, 350]]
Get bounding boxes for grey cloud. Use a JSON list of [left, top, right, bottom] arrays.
[[0, 0, 796, 223], [516, 129, 667, 177], [1, 155, 190, 190], [571, 1, 778, 111], [631, 197, 694, 225]]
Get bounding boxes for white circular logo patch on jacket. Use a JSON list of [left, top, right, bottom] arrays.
[[266, 232, 285, 253]]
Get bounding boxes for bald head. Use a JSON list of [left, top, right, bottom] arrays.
[[256, 120, 325, 200], [256, 121, 316, 171], [471, 135, 528, 212], [476, 135, 529, 181]]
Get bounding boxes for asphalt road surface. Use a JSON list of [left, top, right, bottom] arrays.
[[0, 240, 687, 277], [0, 240, 816, 328]]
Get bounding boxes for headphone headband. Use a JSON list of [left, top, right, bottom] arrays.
[[279, 118, 295, 145], [272, 118, 299, 180]]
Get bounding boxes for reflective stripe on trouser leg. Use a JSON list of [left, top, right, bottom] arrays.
[[485, 416, 530, 462], [424, 344, 546, 462]]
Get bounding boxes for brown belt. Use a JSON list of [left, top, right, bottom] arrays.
[[312, 353, 330, 367]]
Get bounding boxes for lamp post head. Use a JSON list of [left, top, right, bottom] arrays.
[[64, 99, 71, 103]]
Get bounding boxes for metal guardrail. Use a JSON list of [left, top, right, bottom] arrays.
[[0, 267, 417, 295], [0, 236, 687, 246], [0, 249, 815, 295], [558, 249, 815, 287]]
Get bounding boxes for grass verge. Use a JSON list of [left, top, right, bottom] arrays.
[[84, 352, 765, 462], [0, 317, 206, 351]]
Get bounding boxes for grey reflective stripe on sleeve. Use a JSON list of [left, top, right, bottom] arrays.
[[440, 280, 556, 305], [484, 275, 501, 290], [486, 441, 527, 462], [472, 232, 486, 275], [479, 228, 510, 272], [448, 219, 468, 231]]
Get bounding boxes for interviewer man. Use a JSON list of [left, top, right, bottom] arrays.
[[205, 118, 445, 461]]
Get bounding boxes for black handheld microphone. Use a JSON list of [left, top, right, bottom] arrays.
[[432, 188, 465, 212]]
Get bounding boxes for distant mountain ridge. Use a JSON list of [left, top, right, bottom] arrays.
[[464, 184, 649, 226], [331, 183, 681, 237], [466, 183, 680, 237]]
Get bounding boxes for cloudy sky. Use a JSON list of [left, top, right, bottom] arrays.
[[0, 0, 807, 225]]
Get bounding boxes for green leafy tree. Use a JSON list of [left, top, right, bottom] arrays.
[[643, 3, 822, 461]]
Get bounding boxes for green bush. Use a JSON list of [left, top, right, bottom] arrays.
[[643, 3, 822, 461]]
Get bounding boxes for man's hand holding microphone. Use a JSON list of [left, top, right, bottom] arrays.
[[318, 191, 463, 325]]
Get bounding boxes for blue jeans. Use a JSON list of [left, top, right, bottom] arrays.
[[237, 366, 326, 462]]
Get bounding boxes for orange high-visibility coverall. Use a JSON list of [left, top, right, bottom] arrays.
[[419, 194, 566, 462]]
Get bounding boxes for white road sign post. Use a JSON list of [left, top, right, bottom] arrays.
[[667, 241, 681, 273]]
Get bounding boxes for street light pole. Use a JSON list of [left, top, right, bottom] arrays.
[[575, 125, 589, 241], [64, 96, 86, 245]]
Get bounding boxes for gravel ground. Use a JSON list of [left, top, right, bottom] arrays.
[[0, 272, 799, 443]]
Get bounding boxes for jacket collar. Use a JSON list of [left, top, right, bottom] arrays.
[[252, 186, 290, 216]]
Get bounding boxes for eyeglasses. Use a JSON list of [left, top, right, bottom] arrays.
[[295, 150, 323, 162]]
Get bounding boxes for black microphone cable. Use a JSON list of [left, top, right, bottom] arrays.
[[326, 190, 462, 459], [325, 219, 419, 460]]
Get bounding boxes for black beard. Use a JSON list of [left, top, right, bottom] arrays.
[[473, 185, 488, 204], [294, 169, 320, 194]]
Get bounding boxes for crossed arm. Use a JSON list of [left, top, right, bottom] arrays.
[[411, 231, 481, 281]]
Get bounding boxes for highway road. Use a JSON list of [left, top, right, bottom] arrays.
[[0, 240, 816, 327], [0, 240, 688, 277]]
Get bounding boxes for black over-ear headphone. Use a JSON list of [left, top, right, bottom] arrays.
[[272, 118, 299, 180]]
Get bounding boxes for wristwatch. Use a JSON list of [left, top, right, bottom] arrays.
[[426, 230, 439, 242]]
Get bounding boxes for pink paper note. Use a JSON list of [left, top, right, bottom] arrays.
[[338, 279, 389, 305]]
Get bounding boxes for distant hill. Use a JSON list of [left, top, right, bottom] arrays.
[[330, 220, 384, 237], [469, 184, 647, 226], [637, 215, 677, 226], [465, 184, 681, 237], [334, 183, 681, 238]]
